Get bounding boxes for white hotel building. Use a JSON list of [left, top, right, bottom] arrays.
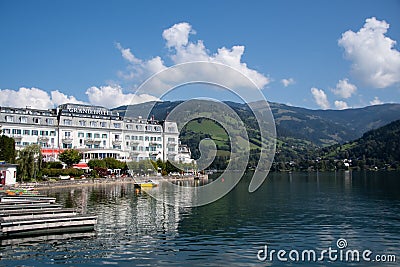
[[0, 103, 193, 164]]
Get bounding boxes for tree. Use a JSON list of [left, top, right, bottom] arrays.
[[103, 157, 126, 169], [17, 144, 42, 181], [0, 135, 16, 163], [59, 149, 82, 167], [87, 159, 106, 169]]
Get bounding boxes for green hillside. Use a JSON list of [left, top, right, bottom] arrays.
[[320, 120, 400, 169]]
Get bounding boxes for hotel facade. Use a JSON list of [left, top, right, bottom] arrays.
[[0, 103, 193, 164]]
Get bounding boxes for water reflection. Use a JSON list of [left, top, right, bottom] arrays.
[[0, 171, 399, 266]]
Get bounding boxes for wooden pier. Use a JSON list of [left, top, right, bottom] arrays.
[[0, 195, 97, 237]]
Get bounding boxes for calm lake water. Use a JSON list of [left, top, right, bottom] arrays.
[[0, 171, 399, 266]]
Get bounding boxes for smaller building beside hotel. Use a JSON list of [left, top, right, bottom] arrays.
[[0, 162, 18, 185]]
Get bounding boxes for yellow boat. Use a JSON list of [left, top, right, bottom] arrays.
[[139, 180, 159, 188]]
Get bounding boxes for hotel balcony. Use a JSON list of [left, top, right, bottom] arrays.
[[38, 136, 49, 142], [112, 139, 122, 146], [62, 137, 73, 144], [149, 141, 159, 145], [130, 141, 140, 146], [84, 138, 101, 145], [167, 141, 177, 146], [11, 134, 22, 141]]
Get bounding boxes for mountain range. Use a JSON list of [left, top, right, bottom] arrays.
[[113, 101, 400, 146]]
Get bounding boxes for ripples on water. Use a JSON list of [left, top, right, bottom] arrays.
[[0, 171, 399, 266]]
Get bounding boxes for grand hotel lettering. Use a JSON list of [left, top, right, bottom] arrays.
[[66, 107, 112, 116]]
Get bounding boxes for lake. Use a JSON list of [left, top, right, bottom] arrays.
[[0, 171, 399, 266]]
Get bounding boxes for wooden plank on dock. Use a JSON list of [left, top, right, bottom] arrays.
[[1, 231, 96, 246], [0, 200, 53, 205], [0, 209, 77, 221], [1, 216, 97, 235], [0, 204, 62, 211], [1, 196, 56, 203]]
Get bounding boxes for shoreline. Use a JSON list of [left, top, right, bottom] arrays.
[[12, 175, 205, 190]]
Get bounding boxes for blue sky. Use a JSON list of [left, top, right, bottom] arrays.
[[0, 0, 399, 110]]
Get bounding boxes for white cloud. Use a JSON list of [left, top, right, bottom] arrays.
[[117, 22, 270, 90], [162, 22, 194, 48], [85, 85, 159, 108], [338, 17, 400, 88], [369, 96, 383, 105], [281, 78, 295, 87], [331, 78, 357, 98], [115, 43, 141, 64], [0, 87, 84, 109], [116, 43, 167, 81], [50, 90, 86, 106], [311, 87, 330, 109], [334, 100, 349, 110]]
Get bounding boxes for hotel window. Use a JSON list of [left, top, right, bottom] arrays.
[[50, 131, 56, 136], [90, 121, 97, 127], [94, 133, 100, 139], [40, 130, 49, 136], [113, 123, 121, 129], [86, 133, 92, 138], [64, 119, 72, 126], [100, 122, 107, 128], [103, 140, 106, 146], [47, 118, 54, 125], [168, 137, 175, 142], [114, 134, 120, 140], [136, 125, 143, 130], [19, 117, 28, 123], [102, 134, 107, 139], [22, 142, 29, 146], [168, 127, 175, 132], [125, 135, 130, 140], [126, 124, 133, 130], [5, 116, 14, 122], [32, 130, 38, 136], [139, 136, 143, 141], [33, 118, 41, 124], [157, 137, 162, 141], [23, 130, 30, 135], [63, 143, 72, 149], [145, 136, 149, 141], [3, 129, 10, 134], [65, 132, 71, 137], [12, 129, 21, 135], [79, 120, 86, 127], [78, 132, 84, 138]]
